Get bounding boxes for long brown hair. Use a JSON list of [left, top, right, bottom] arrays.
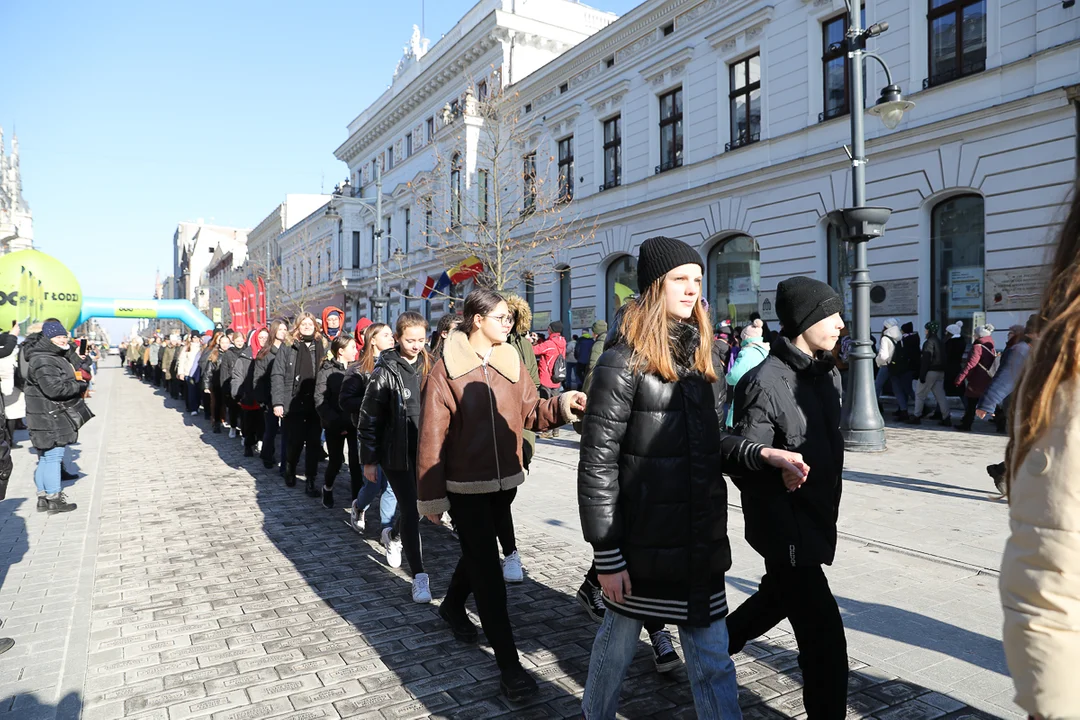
[[206, 331, 226, 363], [1009, 186, 1080, 487], [620, 275, 717, 383], [395, 311, 433, 378], [358, 323, 388, 374], [257, 319, 289, 360]]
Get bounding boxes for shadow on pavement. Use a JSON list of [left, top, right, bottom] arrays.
[[0, 690, 82, 719], [843, 470, 1002, 503]]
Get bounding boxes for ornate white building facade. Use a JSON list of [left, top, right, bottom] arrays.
[[329, 0, 1077, 342], [0, 127, 34, 255]]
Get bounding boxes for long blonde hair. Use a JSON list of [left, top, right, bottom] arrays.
[[620, 275, 716, 383], [1009, 185, 1080, 488], [290, 312, 323, 344]]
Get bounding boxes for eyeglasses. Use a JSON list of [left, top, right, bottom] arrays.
[[486, 314, 514, 326]]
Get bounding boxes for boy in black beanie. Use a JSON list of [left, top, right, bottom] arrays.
[[727, 275, 849, 719]]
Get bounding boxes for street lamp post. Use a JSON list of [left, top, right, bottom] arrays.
[[833, 1, 915, 453]]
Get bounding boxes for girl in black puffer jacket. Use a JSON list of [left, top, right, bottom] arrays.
[[200, 332, 230, 433], [314, 333, 359, 509], [270, 313, 329, 494], [578, 237, 804, 720], [232, 327, 269, 458]]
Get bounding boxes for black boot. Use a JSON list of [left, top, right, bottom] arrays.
[[499, 667, 538, 702], [438, 603, 478, 643], [262, 456, 274, 469], [36, 495, 48, 512], [243, 445, 254, 458], [284, 467, 297, 487], [46, 492, 77, 514], [322, 486, 333, 509], [305, 478, 318, 497], [212, 423, 222, 434]]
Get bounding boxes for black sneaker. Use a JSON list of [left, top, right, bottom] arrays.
[[499, 667, 538, 702], [212, 423, 222, 434], [577, 579, 606, 623], [0, 638, 13, 655], [36, 496, 48, 512], [284, 469, 297, 488], [438, 603, 478, 644], [322, 487, 333, 509], [305, 478, 319, 498], [649, 629, 682, 673], [46, 493, 77, 514], [987, 463, 1007, 495]]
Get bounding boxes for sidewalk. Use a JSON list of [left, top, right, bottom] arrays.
[[0, 366, 1016, 719]]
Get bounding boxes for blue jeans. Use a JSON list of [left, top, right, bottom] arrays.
[[355, 466, 397, 529], [890, 370, 915, 413], [874, 365, 889, 399], [583, 609, 741, 719], [34, 447, 66, 496]]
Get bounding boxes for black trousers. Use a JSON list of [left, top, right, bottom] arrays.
[[383, 467, 424, 576], [444, 489, 520, 673], [227, 397, 241, 431], [241, 408, 264, 450], [324, 427, 360, 492], [261, 410, 279, 463], [726, 562, 848, 720], [961, 396, 979, 428], [285, 411, 322, 480]]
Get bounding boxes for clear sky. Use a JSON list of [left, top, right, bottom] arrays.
[[3, 0, 638, 340]]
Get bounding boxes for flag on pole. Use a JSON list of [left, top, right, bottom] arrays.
[[415, 273, 436, 299], [432, 272, 452, 297], [448, 256, 484, 284]]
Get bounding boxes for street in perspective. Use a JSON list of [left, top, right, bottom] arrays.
[[1, 0, 1077, 718]]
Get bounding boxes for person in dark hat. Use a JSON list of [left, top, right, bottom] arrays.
[[726, 275, 849, 719], [578, 238, 808, 718]]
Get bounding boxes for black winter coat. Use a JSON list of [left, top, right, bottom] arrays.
[[231, 347, 257, 405], [578, 323, 766, 627], [732, 336, 844, 567], [270, 339, 329, 415], [0, 335, 15, 498], [919, 334, 945, 382], [314, 359, 350, 430], [357, 350, 422, 473], [24, 334, 93, 452], [219, 347, 242, 395], [252, 346, 278, 407], [199, 352, 221, 394], [338, 363, 372, 427]]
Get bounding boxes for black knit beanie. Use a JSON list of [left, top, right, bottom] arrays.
[[637, 236, 704, 293], [775, 276, 843, 338]]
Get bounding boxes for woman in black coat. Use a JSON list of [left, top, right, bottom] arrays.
[[256, 320, 289, 469], [578, 237, 804, 719], [24, 321, 93, 514], [270, 313, 329, 493], [220, 330, 245, 438], [200, 332, 230, 433], [314, 333, 359, 508], [232, 327, 269, 458]]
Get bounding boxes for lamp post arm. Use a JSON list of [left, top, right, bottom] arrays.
[[861, 52, 894, 87]]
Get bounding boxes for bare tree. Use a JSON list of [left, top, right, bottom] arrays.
[[386, 79, 595, 301], [242, 228, 334, 321]]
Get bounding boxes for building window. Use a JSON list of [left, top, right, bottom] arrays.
[[605, 255, 638, 325], [477, 169, 489, 225], [404, 207, 411, 253], [827, 224, 855, 318], [605, 56, 615, 68], [658, 88, 683, 173], [728, 54, 761, 151], [524, 273, 535, 310], [523, 152, 537, 212], [450, 153, 463, 227], [931, 194, 985, 333], [371, 158, 378, 180], [662, 21, 674, 36], [602, 116, 621, 191], [424, 203, 434, 244], [557, 136, 574, 203], [559, 82, 569, 94], [820, 9, 866, 122], [387, 145, 394, 169], [708, 235, 759, 323], [927, 0, 987, 88], [406, 132, 413, 157], [426, 117, 434, 141], [477, 80, 488, 102], [558, 266, 572, 330], [352, 231, 361, 269]]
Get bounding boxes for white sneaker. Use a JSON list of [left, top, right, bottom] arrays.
[[349, 501, 366, 534], [381, 528, 402, 569], [412, 573, 432, 603], [502, 550, 524, 583], [228, 428, 237, 439], [190, 410, 198, 416]]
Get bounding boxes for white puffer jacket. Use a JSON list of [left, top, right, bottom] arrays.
[[1000, 378, 1080, 718], [0, 351, 25, 420]]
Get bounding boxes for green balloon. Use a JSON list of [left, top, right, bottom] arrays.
[[0, 249, 83, 330]]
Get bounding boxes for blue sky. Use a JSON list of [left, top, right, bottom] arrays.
[[2, 0, 637, 337]]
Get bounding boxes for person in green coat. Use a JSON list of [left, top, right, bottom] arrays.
[[587, 319, 608, 380], [725, 319, 770, 427]]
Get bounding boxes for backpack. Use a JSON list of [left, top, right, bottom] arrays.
[[550, 354, 567, 384], [986, 351, 1001, 378], [14, 344, 28, 390]]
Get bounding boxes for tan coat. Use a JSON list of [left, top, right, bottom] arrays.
[[1000, 378, 1080, 718]]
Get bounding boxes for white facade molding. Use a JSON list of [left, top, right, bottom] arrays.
[[706, 6, 775, 52], [639, 46, 695, 86], [586, 79, 633, 116]]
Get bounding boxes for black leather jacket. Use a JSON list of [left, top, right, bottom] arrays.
[[358, 350, 422, 473], [252, 345, 278, 407], [731, 336, 844, 567], [919, 334, 945, 382], [338, 363, 372, 427], [314, 359, 349, 430], [577, 323, 765, 625]]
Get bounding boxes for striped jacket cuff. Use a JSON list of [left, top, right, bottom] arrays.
[[593, 548, 627, 574], [738, 440, 766, 471]]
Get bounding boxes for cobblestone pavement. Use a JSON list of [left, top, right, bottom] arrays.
[[0, 365, 1016, 719]]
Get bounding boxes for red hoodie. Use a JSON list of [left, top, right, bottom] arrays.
[[321, 306, 344, 339], [354, 318, 373, 350], [533, 332, 566, 389]]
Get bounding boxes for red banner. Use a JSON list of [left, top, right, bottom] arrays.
[[241, 279, 257, 336], [256, 277, 267, 326], [225, 286, 243, 331]]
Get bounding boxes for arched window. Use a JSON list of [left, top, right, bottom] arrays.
[[557, 266, 571, 330], [827, 224, 855, 318], [708, 234, 759, 324], [605, 255, 638, 325], [450, 153, 463, 227], [932, 194, 985, 333]]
